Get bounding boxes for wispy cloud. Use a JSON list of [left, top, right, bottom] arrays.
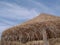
[[13, 0, 55, 14], [28, 0, 56, 15], [31, 0, 60, 15], [0, 1, 38, 19]]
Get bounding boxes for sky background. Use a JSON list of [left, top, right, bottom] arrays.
[[0, 0, 60, 38]]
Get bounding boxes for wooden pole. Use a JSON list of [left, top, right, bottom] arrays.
[[42, 29, 49, 45]]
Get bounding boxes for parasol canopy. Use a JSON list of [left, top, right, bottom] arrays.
[[1, 13, 60, 45]]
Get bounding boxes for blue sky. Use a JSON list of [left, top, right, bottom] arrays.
[[0, 0, 60, 37]]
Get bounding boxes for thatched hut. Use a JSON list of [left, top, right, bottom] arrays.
[[1, 13, 60, 45]]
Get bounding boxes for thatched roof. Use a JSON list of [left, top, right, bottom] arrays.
[[1, 13, 60, 43]]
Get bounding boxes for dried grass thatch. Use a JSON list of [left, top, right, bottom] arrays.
[[1, 13, 60, 45]]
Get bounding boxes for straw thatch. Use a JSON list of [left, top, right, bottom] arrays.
[[1, 13, 60, 44]]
